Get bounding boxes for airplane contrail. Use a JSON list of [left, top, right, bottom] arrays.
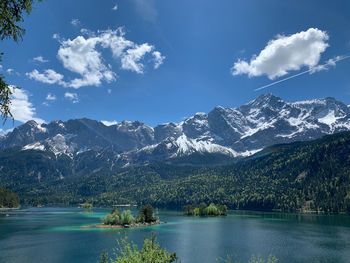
[[255, 55, 350, 91]]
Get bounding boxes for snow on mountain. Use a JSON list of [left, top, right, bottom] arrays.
[[22, 142, 45, 151], [2, 94, 350, 167], [318, 110, 338, 126], [175, 134, 237, 156]]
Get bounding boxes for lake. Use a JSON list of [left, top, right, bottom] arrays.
[[1, 207, 350, 262]]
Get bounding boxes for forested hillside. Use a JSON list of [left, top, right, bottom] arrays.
[[1, 131, 350, 213]]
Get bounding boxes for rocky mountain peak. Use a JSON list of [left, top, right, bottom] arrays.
[[1, 94, 350, 167]]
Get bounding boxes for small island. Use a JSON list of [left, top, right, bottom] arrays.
[[184, 203, 227, 216], [80, 202, 93, 210], [83, 204, 161, 229]]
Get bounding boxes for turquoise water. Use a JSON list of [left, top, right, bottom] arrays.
[[1, 208, 350, 262]]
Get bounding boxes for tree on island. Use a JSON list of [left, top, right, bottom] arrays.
[[103, 208, 121, 225], [184, 203, 227, 216], [103, 205, 158, 226], [103, 208, 136, 226], [120, 210, 135, 225], [137, 204, 157, 223], [81, 202, 93, 210]]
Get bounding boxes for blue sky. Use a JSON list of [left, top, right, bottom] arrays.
[[1, 0, 350, 129]]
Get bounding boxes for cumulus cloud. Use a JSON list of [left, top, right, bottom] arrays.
[[57, 35, 116, 88], [310, 55, 349, 73], [112, 3, 118, 11], [101, 120, 118, 126], [64, 92, 79, 103], [152, 51, 165, 69], [27, 28, 164, 88], [33, 56, 49, 63], [232, 28, 329, 80], [120, 43, 154, 73], [9, 87, 44, 123], [256, 55, 350, 91], [26, 69, 65, 85]]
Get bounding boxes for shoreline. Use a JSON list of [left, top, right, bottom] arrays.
[[0, 207, 20, 212], [3, 206, 347, 216]]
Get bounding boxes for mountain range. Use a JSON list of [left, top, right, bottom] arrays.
[[1, 93, 350, 166], [1, 93, 350, 209]]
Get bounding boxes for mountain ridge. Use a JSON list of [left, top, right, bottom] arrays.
[[1, 93, 350, 211], [2, 94, 350, 161]]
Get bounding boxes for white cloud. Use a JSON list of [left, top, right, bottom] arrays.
[[232, 28, 329, 80], [9, 87, 44, 123], [152, 51, 165, 69], [310, 55, 348, 73], [57, 35, 116, 88], [80, 28, 95, 37], [27, 28, 164, 88], [64, 92, 79, 103], [71, 18, 81, 27], [26, 69, 65, 85], [99, 28, 134, 57], [33, 56, 49, 63], [121, 43, 154, 73], [112, 3, 118, 11], [46, 93, 57, 101], [101, 120, 118, 126], [53, 33, 60, 40], [256, 55, 350, 91]]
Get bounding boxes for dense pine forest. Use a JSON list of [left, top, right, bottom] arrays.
[[1, 131, 350, 213]]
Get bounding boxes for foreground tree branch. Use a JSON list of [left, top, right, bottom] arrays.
[[0, 0, 41, 121]]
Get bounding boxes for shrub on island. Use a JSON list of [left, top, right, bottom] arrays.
[[103, 208, 122, 225], [81, 202, 93, 210], [184, 203, 227, 216], [103, 204, 158, 227]]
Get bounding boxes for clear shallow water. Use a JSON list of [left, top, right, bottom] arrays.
[[1, 208, 350, 262]]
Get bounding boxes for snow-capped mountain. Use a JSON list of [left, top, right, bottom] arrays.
[[1, 94, 350, 167]]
